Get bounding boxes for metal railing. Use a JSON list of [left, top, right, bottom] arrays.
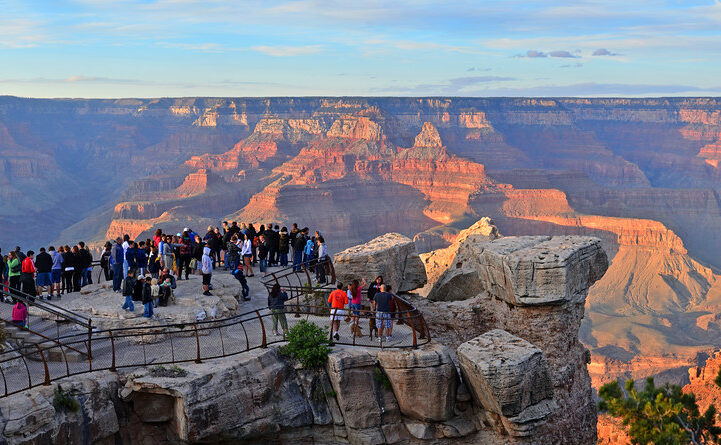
[[0, 285, 92, 329], [0, 302, 429, 397]]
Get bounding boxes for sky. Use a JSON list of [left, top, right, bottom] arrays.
[[1, 0, 720, 98]]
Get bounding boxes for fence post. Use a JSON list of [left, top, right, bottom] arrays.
[[407, 311, 418, 348], [35, 345, 51, 386], [193, 322, 202, 363], [109, 330, 116, 372], [255, 310, 267, 348], [87, 318, 93, 361]]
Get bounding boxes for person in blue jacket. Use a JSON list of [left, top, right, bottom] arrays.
[[111, 238, 125, 292], [136, 241, 148, 276], [125, 241, 139, 274]]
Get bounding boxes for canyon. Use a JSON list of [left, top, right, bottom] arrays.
[[2, 96, 721, 391]]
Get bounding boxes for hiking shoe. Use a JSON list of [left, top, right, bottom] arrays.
[[377, 337, 383, 343], [334, 333, 340, 341], [203, 291, 212, 296]]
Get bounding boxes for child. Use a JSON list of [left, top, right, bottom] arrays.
[[121, 269, 136, 312], [159, 277, 173, 306], [150, 278, 160, 307], [142, 276, 154, 318], [231, 264, 251, 301], [12, 300, 27, 327]]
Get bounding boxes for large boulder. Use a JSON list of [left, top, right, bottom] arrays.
[[377, 343, 458, 422], [334, 232, 427, 292], [457, 329, 556, 437], [427, 235, 608, 304]]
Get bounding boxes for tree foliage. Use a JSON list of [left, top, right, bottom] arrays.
[[599, 371, 721, 445], [281, 320, 331, 368]]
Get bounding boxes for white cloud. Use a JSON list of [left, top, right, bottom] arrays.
[[251, 45, 324, 56]]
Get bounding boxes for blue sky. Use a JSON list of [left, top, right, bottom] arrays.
[[1, 0, 720, 98]]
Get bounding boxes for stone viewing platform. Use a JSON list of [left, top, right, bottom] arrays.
[[0, 218, 609, 444]]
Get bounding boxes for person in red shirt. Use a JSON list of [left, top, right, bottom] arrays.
[[21, 250, 37, 298], [327, 282, 348, 341]]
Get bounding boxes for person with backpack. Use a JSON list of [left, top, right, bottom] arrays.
[[226, 235, 240, 271], [100, 242, 112, 282], [121, 269, 136, 312], [77, 242, 92, 287], [34, 247, 53, 300], [231, 264, 250, 301], [111, 237, 125, 292], [303, 236, 315, 268], [267, 283, 289, 337], [292, 228, 307, 271], [147, 246, 161, 278]]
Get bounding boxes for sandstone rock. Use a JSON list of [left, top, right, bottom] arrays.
[[334, 233, 427, 293], [427, 235, 608, 304], [458, 329, 556, 437], [413, 122, 443, 148], [377, 343, 458, 422], [404, 420, 435, 439]]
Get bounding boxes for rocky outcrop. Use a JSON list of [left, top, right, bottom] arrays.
[[334, 233, 427, 292], [458, 330, 555, 437]]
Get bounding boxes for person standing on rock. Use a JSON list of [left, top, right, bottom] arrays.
[[141, 275, 154, 318], [122, 234, 130, 279], [20, 250, 37, 299], [328, 282, 348, 341], [50, 246, 64, 298], [347, 278, 366, 332], [367, 276, 383, 302], [278, 227, 290, 267], [178, 231, 192, 281], [99, 242, 112, 282], [241, 233, 254, 277], [292, 228, 306, 271], [159, 235, 173, 272], [257, 234, 268, 275], [34, 247, 53, 300], [125, 241, 139, 276], [201, 246, 213, 296], [268, 283, 289, 337], [315, 236, 328, 284], [136, 241, 148, 277], [7, 251, 21, 300], [121, 269, 136, 312], [77, 242, 93, 287], [70, 246, 82, 292], [372, 284, 394, 343], [226, 235, 240, 272], [111, 238, 125, 292]]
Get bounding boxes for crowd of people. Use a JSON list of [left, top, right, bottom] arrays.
[[1, 221, 401, 341]]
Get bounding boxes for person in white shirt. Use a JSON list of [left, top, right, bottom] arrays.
[[122, 235, 130, 278], [241, 233, 254, 277]]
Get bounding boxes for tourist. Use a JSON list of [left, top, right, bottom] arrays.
[[12, 300, 27, 328], [111, 237, 124, 292], [201, 246, 213, 296], [347, 278, 366, 331], [50, 246, 64, 298], [212, 227, 223, 267], [226, 235, 240, 272], [153, 228, 163, 248], [247, 223, 257, 265], [125, 241, 138, 275], [241, 233, 254, 277], [367, 275, 383, 301], [328, 282, 348, 341], [258, 234, 268, 274], [264, 224, 277, 267], [159, 268, 177, 291], [14, 246, 25, 262], [150, 277, 160, 307], [192, 235, 204, 275], [142, 275, 153, 318], [136, 241, 148, 276], [34, 247, 53, 300], [160, 235, 173, 271], [147, 246, 160, 277], [222, 221, 231, 268], [121, 269, 136, 312], [203, 226, 218, 267], [172, 234, 182, 275], [70, 246, 82, 292], [267, 283, 289, 336], [78, 242, 93, 287], [122, 234, 130, 278], [159, 276, 173, 306], [179, 231, 192, 280], [62, 245, 75, 294], [278, 227, 290, 267], [1, 252, 8, 299], [231, 264, 250, 301], [7, 251, 21, 300], [303, 233, 314, 267], [372, 284, 394, 342], [292, 228, 306, 271], [315, 236, 327, 284], [100, 242, 112, 282], [289, 223, 299, 251], [21, 250, 37, 298]]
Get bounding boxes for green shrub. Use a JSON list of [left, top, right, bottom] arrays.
[[281, 320, 331, 368], [150, 365, 188, 378], [53, 386, 80, 413]]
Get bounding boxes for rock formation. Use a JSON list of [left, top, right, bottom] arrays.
[[334, 233, 427, 292]]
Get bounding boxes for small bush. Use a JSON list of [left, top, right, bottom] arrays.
[[53, 386, 80, 413], [281, 320, 331, 368], [150, 365, 188, 378]]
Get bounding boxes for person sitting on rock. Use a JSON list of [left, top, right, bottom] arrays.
[[158, 276, 174, 306], [121, 269, 136, 312], [12, 299, 27, 327], [231, 264, 250, 301]]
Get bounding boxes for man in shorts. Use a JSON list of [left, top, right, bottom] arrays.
[[372, 284, 394, 342], [328, 282, 347, 341], [34, 247, 53, 300]]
